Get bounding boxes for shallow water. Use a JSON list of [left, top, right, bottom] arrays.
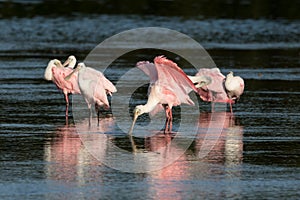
[[1, 14, 300, 199]]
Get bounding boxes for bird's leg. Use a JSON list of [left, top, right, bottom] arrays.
[[229, 99, 233, 114], [211, 102, 215, 113], [88, 104, 92, 127], [164, 105, 173, 134], [64, 93, 69, 125], [95, 103, 100, 126], [163, 105, 170, 134], [169, 108, 173, 134], [229, 103, 233, 113]]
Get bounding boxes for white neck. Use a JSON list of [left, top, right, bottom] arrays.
[[140, 97, 160, 114]]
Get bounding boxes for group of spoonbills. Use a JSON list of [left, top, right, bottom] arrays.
[[44, 56, 117, 125], [44, 55, 244, 133]]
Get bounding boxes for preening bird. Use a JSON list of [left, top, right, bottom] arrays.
[[62, 55, 77, 69], [128, 55, 206, 135], [224, 71, 245, 112], [65, 63, 117, 125], [189, 68, 244, 113], [44, 59, 81, 122]]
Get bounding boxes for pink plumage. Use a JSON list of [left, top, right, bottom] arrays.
[[195, 68, 232, 103], [66, 62, 117, 125], [190, 68, 244, 113], [44, 59, 81, 123], [129, 56, 197, 134]]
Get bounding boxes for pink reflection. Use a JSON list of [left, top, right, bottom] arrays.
[[145, 132, 188, 200], [196, 112, 243, 164], [147, 112, 243, 200], [44, 117, 115, 183], [44, 125, 83, 182]]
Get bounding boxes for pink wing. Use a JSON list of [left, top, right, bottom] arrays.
[[154, 56, 198, 106], [80, 67, 116, 107], [52, 67, 81, 94], [81, 67, 117, 94], [136, 61, 158, 84], [196, 68, 231, 103]]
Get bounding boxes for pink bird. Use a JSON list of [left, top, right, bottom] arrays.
[[65, 63, 117, 125], [189, 68, 244, 113], [44, 58, 81, 122], [128, 56, 205, 135]]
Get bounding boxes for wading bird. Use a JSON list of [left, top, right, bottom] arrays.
[[224, 71, 244, 112], [128, 56, 210, 135], [44, 59, 81, 123], [189, 68, 244, 113], [65, 63, 117, 125]]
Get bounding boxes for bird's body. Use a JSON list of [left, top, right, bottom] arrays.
[[65, 63, 117, 125], [224, 72, 245, 112], [194, 68, 231, 103], [129, 56, 198, 134], [44, 59, 81, 122], [189, 68, 244, 112]]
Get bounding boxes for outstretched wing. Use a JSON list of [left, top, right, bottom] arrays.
[[136, 61, 158, 84], [154, 56, 198, 105]]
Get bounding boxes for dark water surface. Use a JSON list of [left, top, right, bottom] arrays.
[[1, 14, 300, 199]]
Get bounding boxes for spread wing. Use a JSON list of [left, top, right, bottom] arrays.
[[136, 61, 158, 84], [154, 55, 198, 105]]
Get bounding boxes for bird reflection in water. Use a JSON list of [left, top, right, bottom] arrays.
[[44, 117, 115, 184], [146, 112, 243, 200], [130, 111, 243, 165], [196, 112, 243, 165]]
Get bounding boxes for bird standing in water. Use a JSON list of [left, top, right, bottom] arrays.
[[189, 68, 244, 113], [128, 56, 209, 135], [44, 58, 81, 123], [224, 71, 244, 113], [65, 63, 117, 125]]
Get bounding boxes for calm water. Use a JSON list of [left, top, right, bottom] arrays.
[[1, 14, 300, 199]]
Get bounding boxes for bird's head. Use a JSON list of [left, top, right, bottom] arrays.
[[128, 105, 145, 135], [195, 75, 212, 88], [44, 59, 61, 80], [134, 105, 145, 117], [62, 55, 76, 68], [227, 71, 234, 78], [64, 62, 84, 81], [76, 62, 85, 70], [53, 59, 63, 68]]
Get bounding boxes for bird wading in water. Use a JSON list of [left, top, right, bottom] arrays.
[[65, 63, 117, 126], [128, 56, 210, 135]]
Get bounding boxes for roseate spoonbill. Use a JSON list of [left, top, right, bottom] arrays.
[[224, 71, 245, 112], [62, 55, 77, 68], [65, 63, 117, 125], [44, 59, 81, 123], [128, 56, 209, 135], [189, 68, 244, 113]]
